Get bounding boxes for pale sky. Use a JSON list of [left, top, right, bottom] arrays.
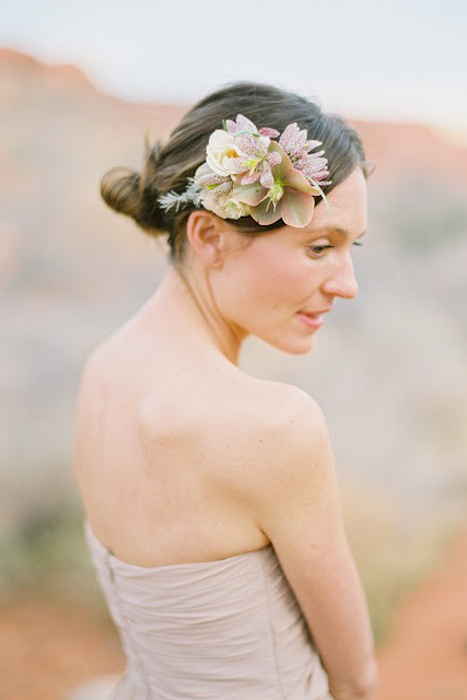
[[2, 0, 467, 143]]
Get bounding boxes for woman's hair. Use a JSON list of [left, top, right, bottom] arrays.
[[101, 81, 373, 266]]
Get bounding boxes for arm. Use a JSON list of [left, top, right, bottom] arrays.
[[250, 388, 378, 700]]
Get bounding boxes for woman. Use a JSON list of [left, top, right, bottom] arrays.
[[74, 81, 378, 700]]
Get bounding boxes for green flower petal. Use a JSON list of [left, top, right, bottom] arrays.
[[232, 178, 268, 206], [283, 167, 321, 196], [280, 190, 316, 228], [268, 141, 293, 179], [250, 198, 284, 225]]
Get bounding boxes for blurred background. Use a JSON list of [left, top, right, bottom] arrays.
[[1, 0, 466, 698]]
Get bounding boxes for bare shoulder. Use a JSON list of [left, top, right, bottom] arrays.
[[242, 375, 323, 419], [238, 377, 344, 548], [223, 375, 328, 453], [243, 378, 332, 482], [73, 344, 115, 469], [262, 380, 328, 438], [74, 331, 132, 438], [244, 380, 377, 695], [234, 379, 335, 513], [77, 335, 121, 397]]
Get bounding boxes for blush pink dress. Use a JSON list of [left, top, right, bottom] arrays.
[[84, 518, 333, 699]]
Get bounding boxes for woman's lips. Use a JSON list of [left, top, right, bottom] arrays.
[[296, 311, 324, 329]]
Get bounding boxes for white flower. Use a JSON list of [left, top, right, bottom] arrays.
[[220, 196, 250, 219], [206, 130, 247, 177], [201, 189, 250, 220]]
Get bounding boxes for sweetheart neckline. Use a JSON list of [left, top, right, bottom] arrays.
[[84, 519, 274, 572]]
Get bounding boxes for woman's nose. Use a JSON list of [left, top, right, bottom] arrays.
[[322, 254, 358, 299]]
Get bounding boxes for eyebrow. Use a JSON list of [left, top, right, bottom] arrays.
[[305, 226, 367, 239]]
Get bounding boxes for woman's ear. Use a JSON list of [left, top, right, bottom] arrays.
[[186, 210, 225, 268]]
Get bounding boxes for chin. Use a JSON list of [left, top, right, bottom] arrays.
[[262, 332, 317, 355], [284, 338, 316, 355]]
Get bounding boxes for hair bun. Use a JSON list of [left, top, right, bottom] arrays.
[[100, 166, 142, 220], [100, 140, 167, 232]]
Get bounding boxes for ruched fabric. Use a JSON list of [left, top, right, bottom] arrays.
[[84, 519, 333, 699]]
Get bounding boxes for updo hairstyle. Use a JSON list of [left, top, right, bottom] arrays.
[[100, 81, 373, 267]]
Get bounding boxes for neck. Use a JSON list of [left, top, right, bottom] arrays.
[[140, 262, 248, 367]]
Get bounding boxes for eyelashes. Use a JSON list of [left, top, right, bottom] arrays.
[[308, 241, 363, 257], [308, 244, 333, 255]]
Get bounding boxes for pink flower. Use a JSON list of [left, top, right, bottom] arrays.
[[234, 132, 282, 188], [225, 114, 280, 139], [294, 153, 331, 186], [187, 116, 332, 226], [222, 114, 283, 188], [279, 122, 331, 185], [232, 142, 322, 228]]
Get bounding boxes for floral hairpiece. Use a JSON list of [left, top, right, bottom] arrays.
[[157, 114, 332, 228]]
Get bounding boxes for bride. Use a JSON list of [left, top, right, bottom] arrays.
[[74, 80, 378, 700]]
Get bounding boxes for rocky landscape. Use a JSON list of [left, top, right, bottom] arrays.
[[1, 47, 467, 699]]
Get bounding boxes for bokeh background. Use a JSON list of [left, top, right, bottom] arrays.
[[1, 1, 467, 698]]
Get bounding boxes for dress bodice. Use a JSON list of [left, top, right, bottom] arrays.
[[84, 519, 332, 699]]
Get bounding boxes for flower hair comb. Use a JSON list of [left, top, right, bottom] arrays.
[[158, 114, 332, 228]]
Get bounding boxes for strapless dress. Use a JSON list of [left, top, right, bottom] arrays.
[[84, 519, 333, 699]]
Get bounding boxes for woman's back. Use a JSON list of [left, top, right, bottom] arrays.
[[74, 300, 336, 698], [74, 295, 287, 569]]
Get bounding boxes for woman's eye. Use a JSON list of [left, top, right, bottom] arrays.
[[308, 244, 334, 257], [307, 241, 363, 257]]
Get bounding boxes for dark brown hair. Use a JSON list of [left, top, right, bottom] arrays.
[[100, 81, 373, 266]]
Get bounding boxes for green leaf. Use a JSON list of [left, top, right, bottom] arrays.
[[309, 178, 331, 209]]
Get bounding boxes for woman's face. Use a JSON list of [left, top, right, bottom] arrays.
[[214, 166, 368, 354]]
